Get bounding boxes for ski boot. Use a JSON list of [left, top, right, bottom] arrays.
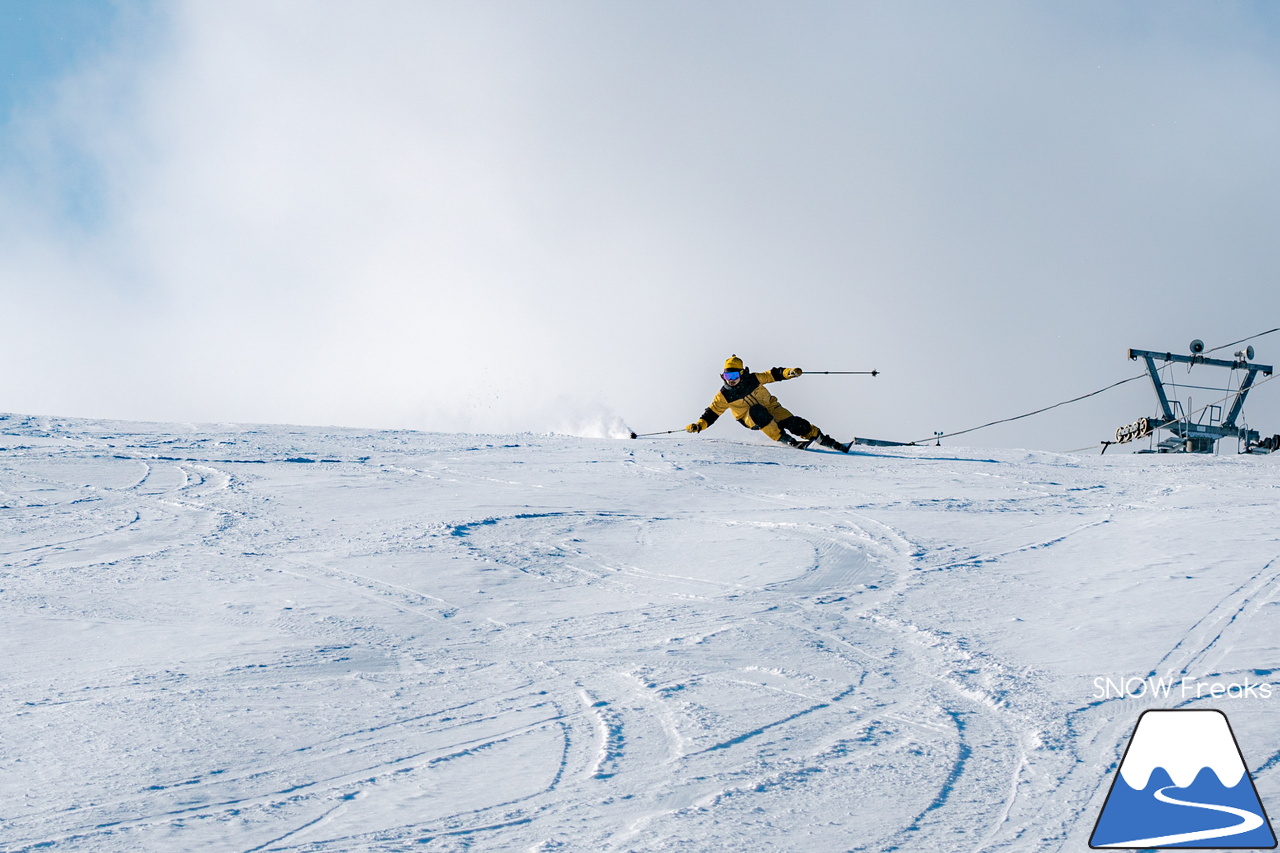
[[779, 434, 813, 450], [816, 433, 852, 453]]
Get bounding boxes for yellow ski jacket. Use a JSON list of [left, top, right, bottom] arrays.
[[692, 367, 803, 437]]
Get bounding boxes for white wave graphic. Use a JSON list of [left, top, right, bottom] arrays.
[[1119, 710, 1246, 790]]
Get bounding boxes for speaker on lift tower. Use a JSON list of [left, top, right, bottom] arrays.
[[1190, 339, 1205, 354]]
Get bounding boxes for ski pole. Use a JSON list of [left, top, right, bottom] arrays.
[[808, 370, 879, 376], [629, 429, 685, 439]]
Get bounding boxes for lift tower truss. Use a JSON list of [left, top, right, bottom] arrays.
[[1126, 346, 1273, 453]]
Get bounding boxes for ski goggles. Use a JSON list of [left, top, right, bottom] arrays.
[[722, 370, 743, 382]]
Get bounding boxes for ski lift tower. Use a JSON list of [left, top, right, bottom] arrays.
[[1114, 339, 1275, 453]]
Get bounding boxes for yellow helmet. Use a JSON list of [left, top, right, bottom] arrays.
[[723, 354, 745, 372]]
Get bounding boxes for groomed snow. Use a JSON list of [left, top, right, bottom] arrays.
[[3, 414, 1279, 851]]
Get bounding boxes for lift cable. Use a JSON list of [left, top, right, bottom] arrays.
[[909, 373, 1146, 446], [1204, 326, 1280, 357], [918, 329, 1279, 448], [1176, 370, 1276, 428]]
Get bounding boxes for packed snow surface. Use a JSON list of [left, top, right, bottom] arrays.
[[3, 415, 1279, 852]]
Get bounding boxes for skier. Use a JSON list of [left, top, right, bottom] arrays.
[[686, 355, 852, 451]]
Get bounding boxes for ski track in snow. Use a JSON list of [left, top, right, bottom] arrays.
[[1, 414, 1279, 851]]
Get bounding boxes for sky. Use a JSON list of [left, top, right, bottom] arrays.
[[3, 1, 1280, 451]]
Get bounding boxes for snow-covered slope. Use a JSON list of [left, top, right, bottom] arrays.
[[3, 414, 1279, 852]]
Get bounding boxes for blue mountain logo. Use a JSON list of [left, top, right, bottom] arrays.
[[1091, 709, 1276, 849]]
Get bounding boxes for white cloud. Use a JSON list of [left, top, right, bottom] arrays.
[[3, 1, 1280, 448]]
